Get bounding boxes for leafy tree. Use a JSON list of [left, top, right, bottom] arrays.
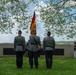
[[36, 0, 76, 38], [0, 0, 32, 33], [0, 0, 76, 38]]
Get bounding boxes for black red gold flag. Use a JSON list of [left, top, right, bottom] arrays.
[[30, 11, 36, 34]]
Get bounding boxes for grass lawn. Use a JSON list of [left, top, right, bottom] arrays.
[[0, 56, 76, 75]]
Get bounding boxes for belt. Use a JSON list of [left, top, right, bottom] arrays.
[[46, 46, 53, 48], [46, 46, 51, 47], [31, 43, 37, 45], [17, 44, 23, 46]]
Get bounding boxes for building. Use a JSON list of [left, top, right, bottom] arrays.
[[0, 43, 74, 57]]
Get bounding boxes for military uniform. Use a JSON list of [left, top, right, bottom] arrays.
[[28, 35, 41, 68], [14, 35, 25, 68], [43, 36, 55, 69]]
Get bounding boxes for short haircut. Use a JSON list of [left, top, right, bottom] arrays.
[[47, 31, 51, 36], [18, 30, 22, 34]]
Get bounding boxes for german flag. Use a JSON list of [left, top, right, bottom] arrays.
[[30, 11, 36, 34]]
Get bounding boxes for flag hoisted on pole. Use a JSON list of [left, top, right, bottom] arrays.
[[30, 11, 36, 35]]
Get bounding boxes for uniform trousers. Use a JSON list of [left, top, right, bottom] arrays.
[[28, 51, 38, 68], [45, 50, 53, 69], [16, 51, 23, 68]]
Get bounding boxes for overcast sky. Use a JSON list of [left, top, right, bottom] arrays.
[[0, 31, 76, 43]]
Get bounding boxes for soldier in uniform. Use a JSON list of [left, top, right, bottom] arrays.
[[43, 31, 55, 69], [14, 30, 25, 69], [28, 30, 41, 69]]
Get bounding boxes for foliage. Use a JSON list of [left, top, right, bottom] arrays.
[[0, 0, 76, 38], [0, 0, 31, 33], [0, 57, 76, 75], [36, 0, 76, 38]]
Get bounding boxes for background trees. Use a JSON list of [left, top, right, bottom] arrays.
[[36, 0, 76, 38], [0, 0, 76, 38], [0, 0, 31, 33]]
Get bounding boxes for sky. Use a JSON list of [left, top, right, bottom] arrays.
[[0, 0, 76, 43], [0, 34, 76, 43]]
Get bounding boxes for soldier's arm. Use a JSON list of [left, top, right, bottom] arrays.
[[38, 37, 41, 50], [23, 37, 26, 50], [43, 38, 45, 50], [53, 38, 55, 50], [38, 37, 41, 46], [14, 37, 16, 50]]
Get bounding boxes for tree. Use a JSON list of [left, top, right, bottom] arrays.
[[35, 0, 76, 38], [0, 0, 76, 38], [0, 0, 32, 33]]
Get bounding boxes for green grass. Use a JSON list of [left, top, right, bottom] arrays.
[[0, 56, 76, 75]]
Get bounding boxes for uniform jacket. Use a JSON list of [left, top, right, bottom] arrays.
[[28, 35, 41, 51], [14, 35, 25, 51], [43, 36, 55, 51]]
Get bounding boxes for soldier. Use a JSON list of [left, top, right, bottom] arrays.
[[43, 31, 55, 69], [14, 30, 25, 69], [28, 30, 41, 69]]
